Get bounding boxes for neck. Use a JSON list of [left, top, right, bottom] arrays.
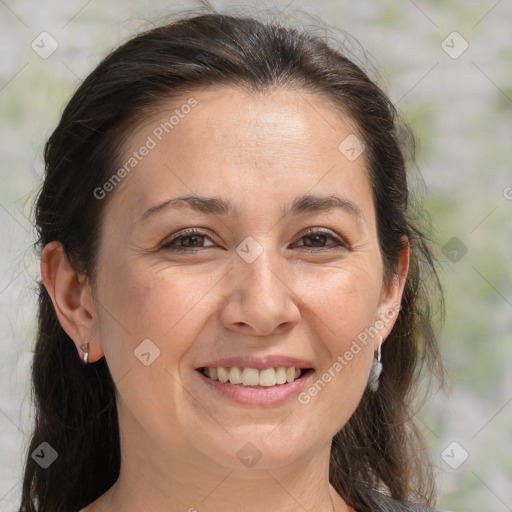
[[107, 468, 344, 512], [93, 416, 350, 512]]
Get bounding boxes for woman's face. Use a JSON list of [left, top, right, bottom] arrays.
[[89, 86, 406, 472]]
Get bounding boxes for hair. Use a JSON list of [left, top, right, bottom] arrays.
[[20, 7, 445, 512]]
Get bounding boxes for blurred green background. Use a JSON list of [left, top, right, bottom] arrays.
[[1, 1, 511, 511]]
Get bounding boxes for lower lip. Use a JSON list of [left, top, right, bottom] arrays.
[[195, 369, 315, 406]]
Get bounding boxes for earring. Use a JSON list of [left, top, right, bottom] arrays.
[[81, 343, 89, 365], [368, 334, 383, 392]]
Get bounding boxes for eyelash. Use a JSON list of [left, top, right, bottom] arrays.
[[160, 228, 347, 253]]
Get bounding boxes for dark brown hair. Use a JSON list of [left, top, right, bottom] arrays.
[[20, 8, 444, 512]]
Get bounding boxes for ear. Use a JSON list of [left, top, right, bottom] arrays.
[[375, 236, 410, 350], [41, 241, 104, 363]]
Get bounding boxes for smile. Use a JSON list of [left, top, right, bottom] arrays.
[[195, 366, 315, 406]]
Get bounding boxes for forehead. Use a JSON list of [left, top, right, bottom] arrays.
[[104, 86, 373, 226], [139, 86, 360, 159]]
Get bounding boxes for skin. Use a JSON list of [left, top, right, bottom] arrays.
[[42, 86, 409, 512]]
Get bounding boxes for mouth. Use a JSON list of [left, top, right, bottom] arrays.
[[196, 366, 314, 388]]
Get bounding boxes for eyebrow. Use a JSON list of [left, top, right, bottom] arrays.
[[136, 193, 363, 224]]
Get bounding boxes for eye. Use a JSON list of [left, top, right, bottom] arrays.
[[160, 228, 216, 253], [292, 229, 347, 252]]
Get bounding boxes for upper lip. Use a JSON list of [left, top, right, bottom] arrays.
[[195, 355, 315, 371]]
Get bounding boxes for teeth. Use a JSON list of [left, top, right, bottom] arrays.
[[242, 367, 259, 386], [276, 367, 287, 384], [217, 367, 229, 383], [259, 368, 277, 387], [201, 366, 306, 386], [229, 367, 243, 384]]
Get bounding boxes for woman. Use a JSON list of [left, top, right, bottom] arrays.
[[19, 10, 445, 512]]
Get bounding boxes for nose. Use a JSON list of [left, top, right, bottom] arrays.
[[219, 248, 301, 338]]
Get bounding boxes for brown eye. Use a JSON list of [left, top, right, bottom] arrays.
[[161, 229, 215, 252], [293, 229, 347, 252]]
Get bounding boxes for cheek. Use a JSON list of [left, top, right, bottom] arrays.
[[121, 269, 207, 338], [93, 262, 214, 436], [93, 259, 214, 379], [297, 263, 381, 417], [302, 261, 382, 345]]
